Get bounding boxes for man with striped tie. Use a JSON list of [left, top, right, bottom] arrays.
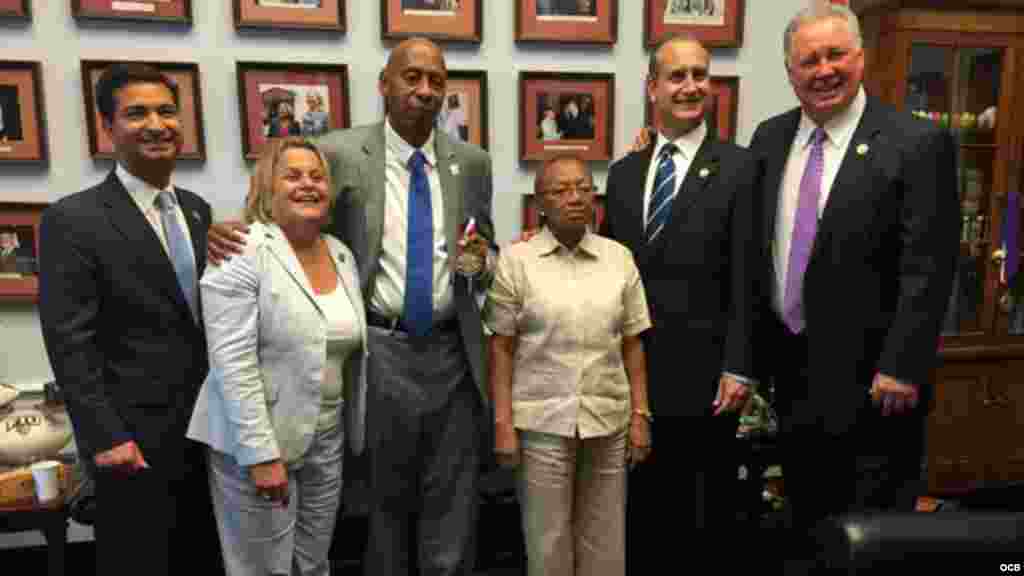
[[38, 63, 221, 576], [599, 34, 759, 568]]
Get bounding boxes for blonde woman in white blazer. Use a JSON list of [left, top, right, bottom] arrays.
[[187, 138, 367, 576]]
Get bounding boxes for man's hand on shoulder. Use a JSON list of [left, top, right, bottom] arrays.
[[207, 221, 250, 266], [629, 126, 654, 154], [516, 228, 540, 243]]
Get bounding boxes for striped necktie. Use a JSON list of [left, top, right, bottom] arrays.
[[646, 143, 678, 243]]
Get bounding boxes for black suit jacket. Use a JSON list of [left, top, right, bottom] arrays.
[[601, 134, 759, 419], [39, 171, 212, 471], [748, 97, 958, 435]]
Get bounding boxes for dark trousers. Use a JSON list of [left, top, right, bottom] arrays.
[[93, 407, 221, 576], [772, 328, 924, 564], [625, 413, 741, 574], [364, 327, 483, 576]]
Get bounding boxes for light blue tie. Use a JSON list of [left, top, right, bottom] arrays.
[[646, 143, 678, 243], [404, 150, 433, 338], [155, 190, 198, 324]]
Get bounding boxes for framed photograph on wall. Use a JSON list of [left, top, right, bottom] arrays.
[[81, 60, 206, 161], [644, 75, 738, 142], [71, 0, 192, 24], [515, 0, 617, 45], [520, 71, 614, 161], [522, 193, 606, 233], [0, 202, 45, 303], [234, 0, 345, 32], [382, 0, 481, 43], [0, 0, 31, 20], [0, 61, 48, 165], [438, 70, 488, 150], [645, 0, 744, 48], [237, 62, 350, 160]]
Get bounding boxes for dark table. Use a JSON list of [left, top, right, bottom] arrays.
[[0, 497, 70, 576]]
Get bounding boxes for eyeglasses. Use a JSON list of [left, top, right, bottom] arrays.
[[543, 184, 598, 200]]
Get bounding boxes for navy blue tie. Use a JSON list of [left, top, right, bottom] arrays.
[[646, 143, 677, 243], [404, 150, 433, 337]]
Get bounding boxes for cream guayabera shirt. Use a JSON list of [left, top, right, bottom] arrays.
[[484, 227, 651, 439]]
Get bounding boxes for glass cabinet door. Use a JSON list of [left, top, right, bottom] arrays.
[[998, 143, 1024, 336], [906, 44, 1005, 337]]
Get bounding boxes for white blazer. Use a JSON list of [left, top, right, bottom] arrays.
[[187, 221, 368, 467]]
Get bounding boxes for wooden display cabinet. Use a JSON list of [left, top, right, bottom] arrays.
[[854, 0, 1024, 495]]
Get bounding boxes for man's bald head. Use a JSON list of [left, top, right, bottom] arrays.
[[378, 37, 448, 148]]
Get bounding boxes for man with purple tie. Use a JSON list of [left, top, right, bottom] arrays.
[[748, 2, 958, 566]]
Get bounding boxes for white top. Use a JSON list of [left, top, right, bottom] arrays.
[[116, 162, 195, 263], [772, 87, 867, 316], [373, 117, 454, 321], [642, 121, 707, 225], [315, 284, 361, 431]]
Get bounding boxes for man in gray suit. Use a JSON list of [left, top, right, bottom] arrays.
[[209, 37, 494, 576]]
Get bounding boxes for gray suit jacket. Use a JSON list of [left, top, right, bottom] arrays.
[[313, 122, 495, 401]]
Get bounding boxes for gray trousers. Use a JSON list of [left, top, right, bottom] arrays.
[[207, 423, 344, 576], [363, 325, 482, 576]]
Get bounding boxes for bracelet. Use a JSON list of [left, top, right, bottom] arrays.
[[632, 408, 653, 422]]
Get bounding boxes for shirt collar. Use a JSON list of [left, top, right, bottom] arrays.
[[115, 162, 175, 208], [535, 225, 599, 258], [385, 116, 438, 169], [653, 120, 707, 162], [796, 85, 866, 150]]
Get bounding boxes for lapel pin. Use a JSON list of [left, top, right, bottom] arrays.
[[191, 210, 201, 222], [699, 167, 710, 179], [450, 164, 460, 176], [856, 143, 869, 156]]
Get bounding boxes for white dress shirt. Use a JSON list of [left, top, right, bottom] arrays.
[[116, 162, 195, 264], [772, 87, 867, 316], [642, 121, 707, 225], [371, 118, 453, 321]]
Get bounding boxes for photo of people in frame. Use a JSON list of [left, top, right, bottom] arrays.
[[663, 0, 724, 25], [258, 84, 332, 139], [536, 92, 595, 141], [256, 0, 322, 6], [536, 0, 596, 17], [0, 85, 23, 143], [436, 91, 469, 142], [0, 226, 36, 277], [402, 0, 461, 12]]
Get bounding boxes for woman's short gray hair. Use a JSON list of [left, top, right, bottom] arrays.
[[783, 1, 862, 65]]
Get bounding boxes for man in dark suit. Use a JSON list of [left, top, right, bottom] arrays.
[[208, 38, 494, 576], [747, 3, 958, 563], [38, 63, 219, 576], [600, 34, 758, 566]]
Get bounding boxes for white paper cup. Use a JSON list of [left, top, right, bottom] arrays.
[[30, 460, 61, 503]]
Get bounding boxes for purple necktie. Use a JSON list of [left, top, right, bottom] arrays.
[[783, 127, 826, 334]]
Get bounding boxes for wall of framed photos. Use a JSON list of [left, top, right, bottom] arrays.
[[0, 0, 807, 548]]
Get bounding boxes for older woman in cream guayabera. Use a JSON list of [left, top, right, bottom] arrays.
[[486, 154, 652, 576], [187, 137, 367, 576]]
